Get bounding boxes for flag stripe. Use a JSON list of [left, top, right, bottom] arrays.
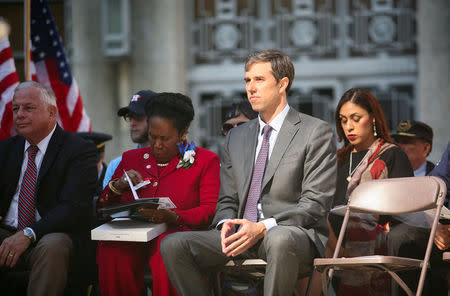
[[0, 36, 19, 140], [0, 47, 13, 65], [30, 0, 90, 133]]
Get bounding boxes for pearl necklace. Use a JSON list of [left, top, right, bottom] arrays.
[[157, 163, 169, 167], [347, 151, 368, 182]]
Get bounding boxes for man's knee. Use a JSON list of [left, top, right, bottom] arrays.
[[264, 227, 305, 253], [263, 227, 314, 278], [263, 227, 314, 265], [32, 233, 72, 262], [161, 232, 189, 260]]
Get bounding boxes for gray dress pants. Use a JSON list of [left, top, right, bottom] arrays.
[[0, 227, 73, 296], [161, 225, 315, 296]]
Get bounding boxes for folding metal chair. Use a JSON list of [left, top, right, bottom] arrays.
[[314, 176, 447, 296], [444, 252, 450, 261], [215, 259, 266, 296], [216, 259, 312, 296]]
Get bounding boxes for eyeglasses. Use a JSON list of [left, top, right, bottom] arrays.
[[222, 122, 246, 136], [123, 113, 146, 122]]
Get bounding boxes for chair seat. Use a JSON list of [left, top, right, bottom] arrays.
[[224, 259, 267, 268], [444, 252, 450, 261], [314, 255, 425, 273], [221, 259, 267, 277]]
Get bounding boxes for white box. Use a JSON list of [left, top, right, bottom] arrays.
[[91, 218, 167, 242]]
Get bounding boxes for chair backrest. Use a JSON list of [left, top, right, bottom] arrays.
[[331, 176, 447, 261], [348, 176, 447, 214], [329, 176, 447, 295]]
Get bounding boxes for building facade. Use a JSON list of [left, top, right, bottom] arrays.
[[3, 0, 449, 162]]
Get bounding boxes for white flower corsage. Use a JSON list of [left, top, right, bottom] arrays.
[[176, 141, 196, 169]]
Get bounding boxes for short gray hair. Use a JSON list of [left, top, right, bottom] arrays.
[[14, 81, 57, 107]]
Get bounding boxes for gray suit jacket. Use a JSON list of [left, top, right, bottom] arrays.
[[212, 108, 337, 256]]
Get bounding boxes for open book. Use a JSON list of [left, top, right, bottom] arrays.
[[98, 171, 176, 219], [98, 197, 176, 219]]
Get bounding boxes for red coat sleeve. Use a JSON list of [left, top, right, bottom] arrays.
[[98, 158, 125, 208]]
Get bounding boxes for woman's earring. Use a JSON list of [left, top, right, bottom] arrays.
[[373, 122, 377, 137]]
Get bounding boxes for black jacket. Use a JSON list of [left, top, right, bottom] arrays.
[[0, 125, 97, 240]]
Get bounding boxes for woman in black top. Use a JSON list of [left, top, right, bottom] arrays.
[[327, 88, 413, 296]]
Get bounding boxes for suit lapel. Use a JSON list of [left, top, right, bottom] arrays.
[[9, 137, 26, 196], [37, 125, 64, 188], [240, 120, 259, 202], [14, 137, 26, 170], [261, 109, 301, 190]]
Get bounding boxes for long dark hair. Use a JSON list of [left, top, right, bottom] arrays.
[[335, 88, 392, 166]]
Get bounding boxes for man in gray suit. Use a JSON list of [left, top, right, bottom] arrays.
[[161, 50, 337, 295]]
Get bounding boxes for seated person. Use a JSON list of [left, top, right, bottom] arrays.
[[387, 120, 435, 259], [217, 100, 258, 161], [160, 49, 337, 296], [103, 90, 158, 188], [394, 141, 450, 295], [327, 88, 413, 295], [78, 131, 113, 198], [426, 141, 450, 294], [97, 92, 220, 296], [221, 100, 258, 136], [391, 120, 435, 176], [0, 81, 97, 296]]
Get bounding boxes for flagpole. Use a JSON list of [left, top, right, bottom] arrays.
[[24, 0, 31, 81]]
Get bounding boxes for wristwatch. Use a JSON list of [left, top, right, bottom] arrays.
[[23, 227, 36, 243]]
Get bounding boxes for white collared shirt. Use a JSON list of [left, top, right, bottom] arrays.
[[4, 124, 57, 228], [414, 160, 427, 177], [255, 104, 290, 162], [217, 105, 290, 231], [255, 104, 290, 229]]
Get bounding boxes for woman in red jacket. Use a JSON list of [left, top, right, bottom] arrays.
[[97, 92, 220, 296]]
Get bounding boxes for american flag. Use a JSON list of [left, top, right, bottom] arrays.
[[31, 0, 90, 132], [0, 34, 20, 140]]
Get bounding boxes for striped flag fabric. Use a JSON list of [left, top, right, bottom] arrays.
[[31, 0, 90, 132], [0, 34, 20, 140]]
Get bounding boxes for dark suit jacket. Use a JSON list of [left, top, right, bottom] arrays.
[[0, 125, 97, 240], [425, 160, 435, 175], [213, 108, 337, 256], [429, 141, 450, 207]]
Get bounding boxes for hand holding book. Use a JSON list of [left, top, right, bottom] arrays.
[[112, 169, 147, 193], [98, 197, 176, 220], [135, 208, 179, 225]]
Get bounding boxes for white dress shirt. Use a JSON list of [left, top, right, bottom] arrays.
[[255, 104, 290, 230], [4, 124, 57, 229], [414, 160, 427, 177], [218, 105, 290, 231]]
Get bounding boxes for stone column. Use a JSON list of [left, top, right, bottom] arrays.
[[70, 0, 130, 161], [129, 0, 187, 93], [70, 0, 187, 162], [417, 0, 450, 162]]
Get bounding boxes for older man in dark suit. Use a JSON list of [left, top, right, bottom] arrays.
[[0, 81, 97, 296], [161, 50, 337, 295]]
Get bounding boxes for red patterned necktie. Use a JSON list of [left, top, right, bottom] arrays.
[[243, 125, 272, 222], [17, 145, 39, 230]]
